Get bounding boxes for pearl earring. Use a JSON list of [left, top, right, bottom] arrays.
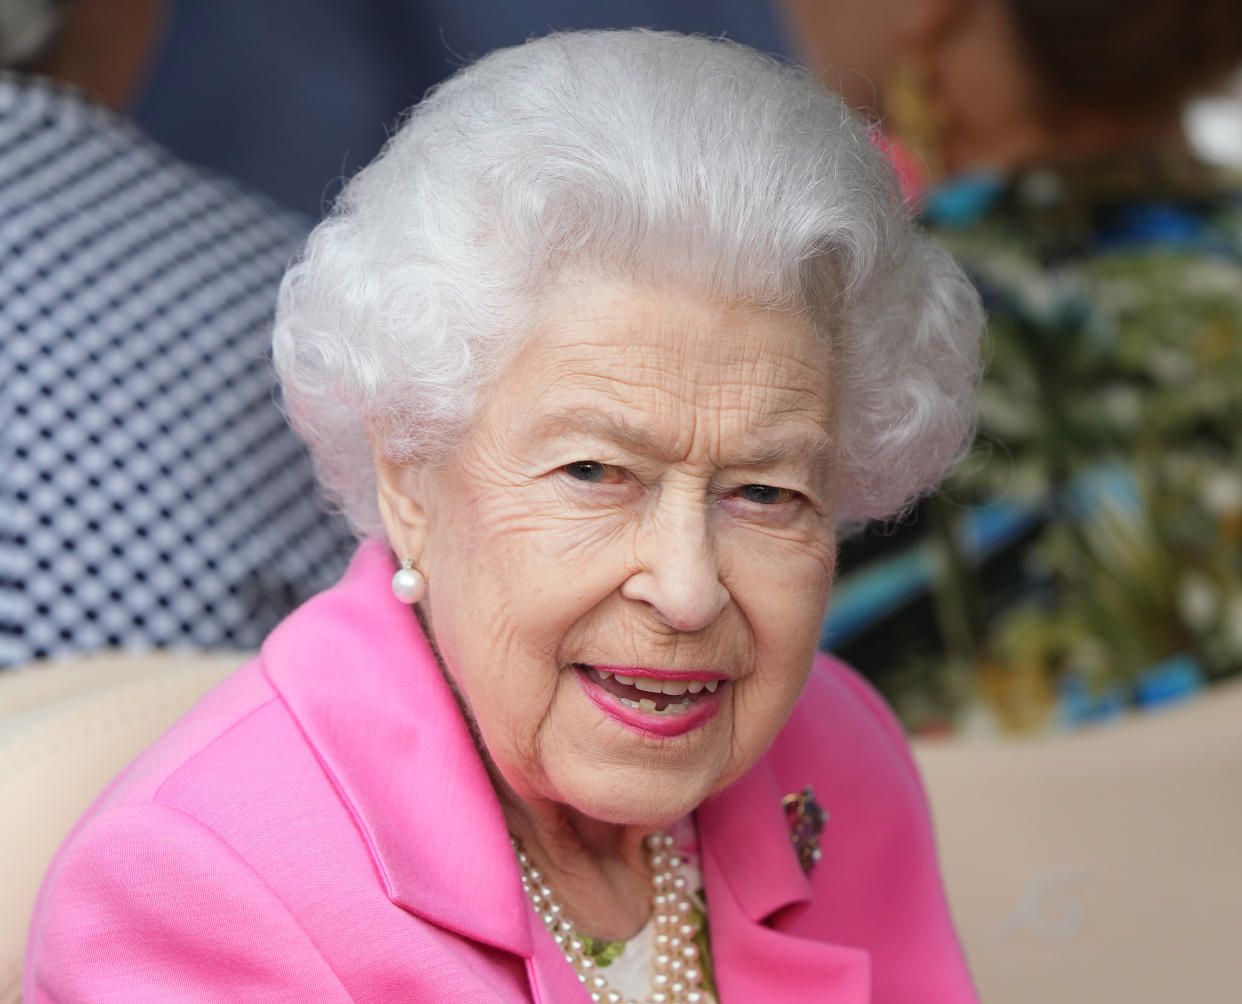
[[390, 557, 426, 604]]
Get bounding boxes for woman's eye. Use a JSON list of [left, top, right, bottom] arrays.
[[563, 461, 622, 484], [738, 484, 796, 505]]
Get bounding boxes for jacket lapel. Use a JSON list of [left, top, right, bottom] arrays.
[[261, 540, 533, 958], [699, 761, 872, 1004], [523, 918, 596, 1004]]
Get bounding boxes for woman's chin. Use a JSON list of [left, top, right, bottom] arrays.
[[528, 670, 743, 827], [548, 762, 727, 830], [566, 795, 702, 831]]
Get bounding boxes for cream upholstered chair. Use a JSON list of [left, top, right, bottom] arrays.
[[0, 652, 245, 1003], [914, 682, 1242, 1004]]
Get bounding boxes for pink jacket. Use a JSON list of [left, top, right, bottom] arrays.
[[26, 541, 978, 1002]]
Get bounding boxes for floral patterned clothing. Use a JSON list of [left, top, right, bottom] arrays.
[[829, 152, 1242, 730], [580, 816, 718, 1003]]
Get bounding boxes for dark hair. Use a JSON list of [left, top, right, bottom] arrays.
[[1007, 0, 1242, 113]]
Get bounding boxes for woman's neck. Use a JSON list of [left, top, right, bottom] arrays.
[[426, 641, 660, 941], [496, 779, 659, 942]]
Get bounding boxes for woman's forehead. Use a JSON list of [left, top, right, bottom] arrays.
[[522, 277, 830, 383], [478, 280, 836, 464]]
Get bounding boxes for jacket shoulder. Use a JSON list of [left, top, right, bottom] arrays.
[[778, 653, 925, 793], [26, 800, 351, 1002], [84, 657, 283, 812], [767, 656, 978, 1002]]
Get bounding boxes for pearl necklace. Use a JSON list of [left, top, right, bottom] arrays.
[[512, 831, 708, 1004]]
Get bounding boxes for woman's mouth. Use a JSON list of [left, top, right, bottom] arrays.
[[583, 665, 719, 713], [572, 663, 725, 737]]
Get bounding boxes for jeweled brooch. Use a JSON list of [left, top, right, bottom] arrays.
[[782, 786, 828, 874]]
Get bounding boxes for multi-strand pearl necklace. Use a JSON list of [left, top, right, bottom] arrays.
[[512, 831, 708, 1004]]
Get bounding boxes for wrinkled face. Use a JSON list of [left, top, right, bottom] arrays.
[[390, 278, 838, 827]]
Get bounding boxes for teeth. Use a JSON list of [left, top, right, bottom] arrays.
[[638, 697, 693, 716], [619, 698, 640, 709], [585, 665, 725, 699], [612, 673, 717, 696]]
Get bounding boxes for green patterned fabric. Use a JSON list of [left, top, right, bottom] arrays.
[[833, 152, 1242, 730]]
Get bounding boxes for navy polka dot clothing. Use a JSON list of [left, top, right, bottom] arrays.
[[0, 74, 354, 668]]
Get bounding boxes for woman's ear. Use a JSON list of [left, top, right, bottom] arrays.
[[373, 453, 430, 566]]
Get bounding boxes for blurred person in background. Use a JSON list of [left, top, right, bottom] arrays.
[[0, 0, 352, 669], [779, 0, 1242, 732], [130, 0, 789, 217]]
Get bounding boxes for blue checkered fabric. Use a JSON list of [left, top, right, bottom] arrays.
[[0, 74, 354, 668]]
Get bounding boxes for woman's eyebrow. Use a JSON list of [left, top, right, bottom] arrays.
[[530, 407, 833, 473], [530, 408, 670, 456], [728, 434, 835, 475]]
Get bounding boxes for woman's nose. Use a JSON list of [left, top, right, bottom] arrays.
[[619, 501, 729, 632]]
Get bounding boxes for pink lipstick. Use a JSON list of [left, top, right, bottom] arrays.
[[572, 663, 725, 738]]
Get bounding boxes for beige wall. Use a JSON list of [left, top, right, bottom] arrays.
[[916, 682, 1242, 1004]]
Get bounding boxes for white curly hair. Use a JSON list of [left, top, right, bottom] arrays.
[[272, 29, 982, 536]]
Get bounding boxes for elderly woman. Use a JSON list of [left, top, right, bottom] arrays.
[[26, 31, 982, 1004]]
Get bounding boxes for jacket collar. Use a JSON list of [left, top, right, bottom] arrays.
[[699, 757, 872, 1003], [698, 759, 811, 920], [261, 540, 533, 957]]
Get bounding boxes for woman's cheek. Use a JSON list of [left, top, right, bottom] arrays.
[[731, 544, 834, 667]]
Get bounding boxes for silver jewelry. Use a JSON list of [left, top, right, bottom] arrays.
[[512, 831, 707, 1004], [390, 557, 426, 604]]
